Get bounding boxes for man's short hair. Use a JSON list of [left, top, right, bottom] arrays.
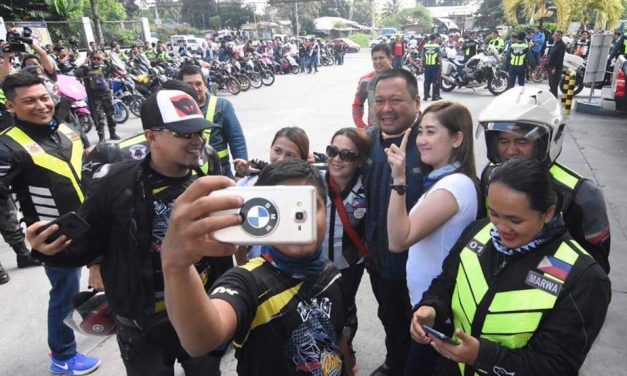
[[21, 54, 40, 67], [2, 72, 45, 102], [371, 43, 392, 58], [373, 68, 419, 99], [160, 79, 198, 102], [176, 64, 206, 83], [255, 159, 327, 204]]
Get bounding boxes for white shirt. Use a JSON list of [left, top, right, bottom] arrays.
[[406, 173, 478, 306]]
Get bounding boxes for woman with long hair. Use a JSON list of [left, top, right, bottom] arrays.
[[385, 101, 479, 375]]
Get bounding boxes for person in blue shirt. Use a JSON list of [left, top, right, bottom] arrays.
[[531, 27, 546, 67]]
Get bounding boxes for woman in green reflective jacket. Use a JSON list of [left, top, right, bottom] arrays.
[[410, 158, 610, 376]]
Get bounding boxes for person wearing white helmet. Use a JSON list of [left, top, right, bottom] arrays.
[[478, 87, 611, 273]]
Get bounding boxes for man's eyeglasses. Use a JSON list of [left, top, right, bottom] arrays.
[[326, 145, 359, 162], [151, 129, 205, 139]]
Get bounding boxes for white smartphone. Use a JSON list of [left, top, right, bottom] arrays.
[[209, 185, 317, 245]]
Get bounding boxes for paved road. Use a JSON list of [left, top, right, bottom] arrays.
[[0, 50, 626, 375]]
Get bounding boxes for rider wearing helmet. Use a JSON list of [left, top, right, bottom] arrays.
[[478, 87, 611, 273]]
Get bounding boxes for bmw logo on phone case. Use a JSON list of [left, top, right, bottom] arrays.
[[241, 198, 279, 237]]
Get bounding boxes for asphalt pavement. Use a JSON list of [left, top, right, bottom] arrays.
[[0, 50, 626, 375]]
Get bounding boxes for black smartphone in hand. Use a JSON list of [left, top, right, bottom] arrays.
[[36, 211, 90, 243], [422, 325, 459, 345]]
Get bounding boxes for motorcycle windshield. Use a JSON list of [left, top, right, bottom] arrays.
[[109, 53, 126, 74], [138, 54, 151, 67]]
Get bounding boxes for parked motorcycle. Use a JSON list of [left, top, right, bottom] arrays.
[[56, 74, 94, 134], [110, 53, 144, 117], [440, 47, 509, 96]]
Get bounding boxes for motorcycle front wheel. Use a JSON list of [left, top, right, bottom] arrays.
[[128, 95, 143, 117], [76, 113, 94, 134], [440, 77, 456, 92], [261, 70, 275, 86], [226, 78, 241, 95], [248, 73, 263, 89], [290, 65, 300, 74], [488, 71, 509, 96], [112, 100, 129, 124], [238, 75, 251, 91]]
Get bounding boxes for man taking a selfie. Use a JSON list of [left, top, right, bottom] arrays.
[[27, 88, 230, 376], [160, 158, 356, 375]]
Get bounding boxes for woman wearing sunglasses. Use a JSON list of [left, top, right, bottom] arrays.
[[385, 101, 479, 375], [321, 127, 370, 368]]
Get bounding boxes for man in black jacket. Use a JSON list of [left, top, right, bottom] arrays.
[[0, 73, 99, 375], [28, 88, 230, 376], [547, 31, 566, 97]]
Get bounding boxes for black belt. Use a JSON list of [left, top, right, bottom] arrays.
[[116, 314, 169, 331]]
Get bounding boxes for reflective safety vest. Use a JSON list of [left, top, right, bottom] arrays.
[[488, 37, 504, 52], [451, 223, 584, 375], [0, 89, 5, 105], [202, 95, 230, 161], [509, 43, 529, 67], [423, 43, 440, 66], [0, 123, 84, 224], [622, 32, 627, 54]]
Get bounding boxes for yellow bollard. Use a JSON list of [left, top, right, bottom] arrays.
[[560, 70, 576, 115]]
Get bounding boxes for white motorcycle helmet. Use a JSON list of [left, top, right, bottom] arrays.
[[478, 87, 565, 164]]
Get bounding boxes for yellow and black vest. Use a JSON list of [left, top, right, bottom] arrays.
[[509, 43, 529, 67], [622, 32, 627, 54], [203, 95, 230, 163], [451, 223, 587, 375], [488, 37, 504, 53], [423, 43, 441, 67], [0, 123, 83, 224]]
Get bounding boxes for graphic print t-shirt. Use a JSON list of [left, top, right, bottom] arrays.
[[146, 168, 201, 313], [210, 258, 346, 375]]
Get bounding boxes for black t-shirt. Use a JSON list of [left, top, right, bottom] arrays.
[[145, 167, 210, 313], [210, 258, 346, 375]]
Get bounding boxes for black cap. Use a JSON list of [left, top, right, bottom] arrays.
[[140, 89, 212, 132]]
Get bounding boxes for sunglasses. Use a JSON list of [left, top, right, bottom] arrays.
[[151, 129, 205, 139], [326, 145, 359, 162]]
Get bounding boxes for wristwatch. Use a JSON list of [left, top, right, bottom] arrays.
[[390, 184, 407, 195]]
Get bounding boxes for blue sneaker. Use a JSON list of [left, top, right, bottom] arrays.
[[50, 353, 101, 375]]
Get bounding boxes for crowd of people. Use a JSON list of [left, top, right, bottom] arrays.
[[376, 26, 627, 98], [0, 23, 618, 376]]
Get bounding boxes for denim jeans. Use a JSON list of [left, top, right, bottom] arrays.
[[508, 66, 526, 89], [45, 265, 81, 360], [393, 56, 403, 69]]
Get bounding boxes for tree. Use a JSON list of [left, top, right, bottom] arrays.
[[181, 0, 218, 29], [381, 5, 431, 31], [268, 0, 322, 36], [46, 0, 84, 20], [502, 0, 571, 30], [84, 0, 127, 21], [0, 0, 65, 20], [383, 0, 403, 17], [320, 0, 350, 18], [570, 0, 623, 30], [476, 0, 506, 29], [218, 1, 255, 29], [351, 0, 372, 26]]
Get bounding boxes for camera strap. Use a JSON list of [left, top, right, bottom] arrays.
[[328, 175, 370, 260]]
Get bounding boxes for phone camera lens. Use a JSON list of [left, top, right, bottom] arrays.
[[294, 211, 305, 221]]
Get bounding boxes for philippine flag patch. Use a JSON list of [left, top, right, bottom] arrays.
[[537, 256, 572, 281]]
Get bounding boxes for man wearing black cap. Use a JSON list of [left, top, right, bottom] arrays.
[[28, 88, 232, 376]]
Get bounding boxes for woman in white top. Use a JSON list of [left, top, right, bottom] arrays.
[[385, 101, 479, 375]]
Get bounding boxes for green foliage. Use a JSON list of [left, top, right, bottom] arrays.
[[268, 0, 321, 35], [319, 0, 350, 18], [351, 0, 372, 27], [348, 33, 370, 47], [46, 0, 84, 20], [381, 5, 432, 32], [504, 24, 532, 39], [84, 0, 127, 20]]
